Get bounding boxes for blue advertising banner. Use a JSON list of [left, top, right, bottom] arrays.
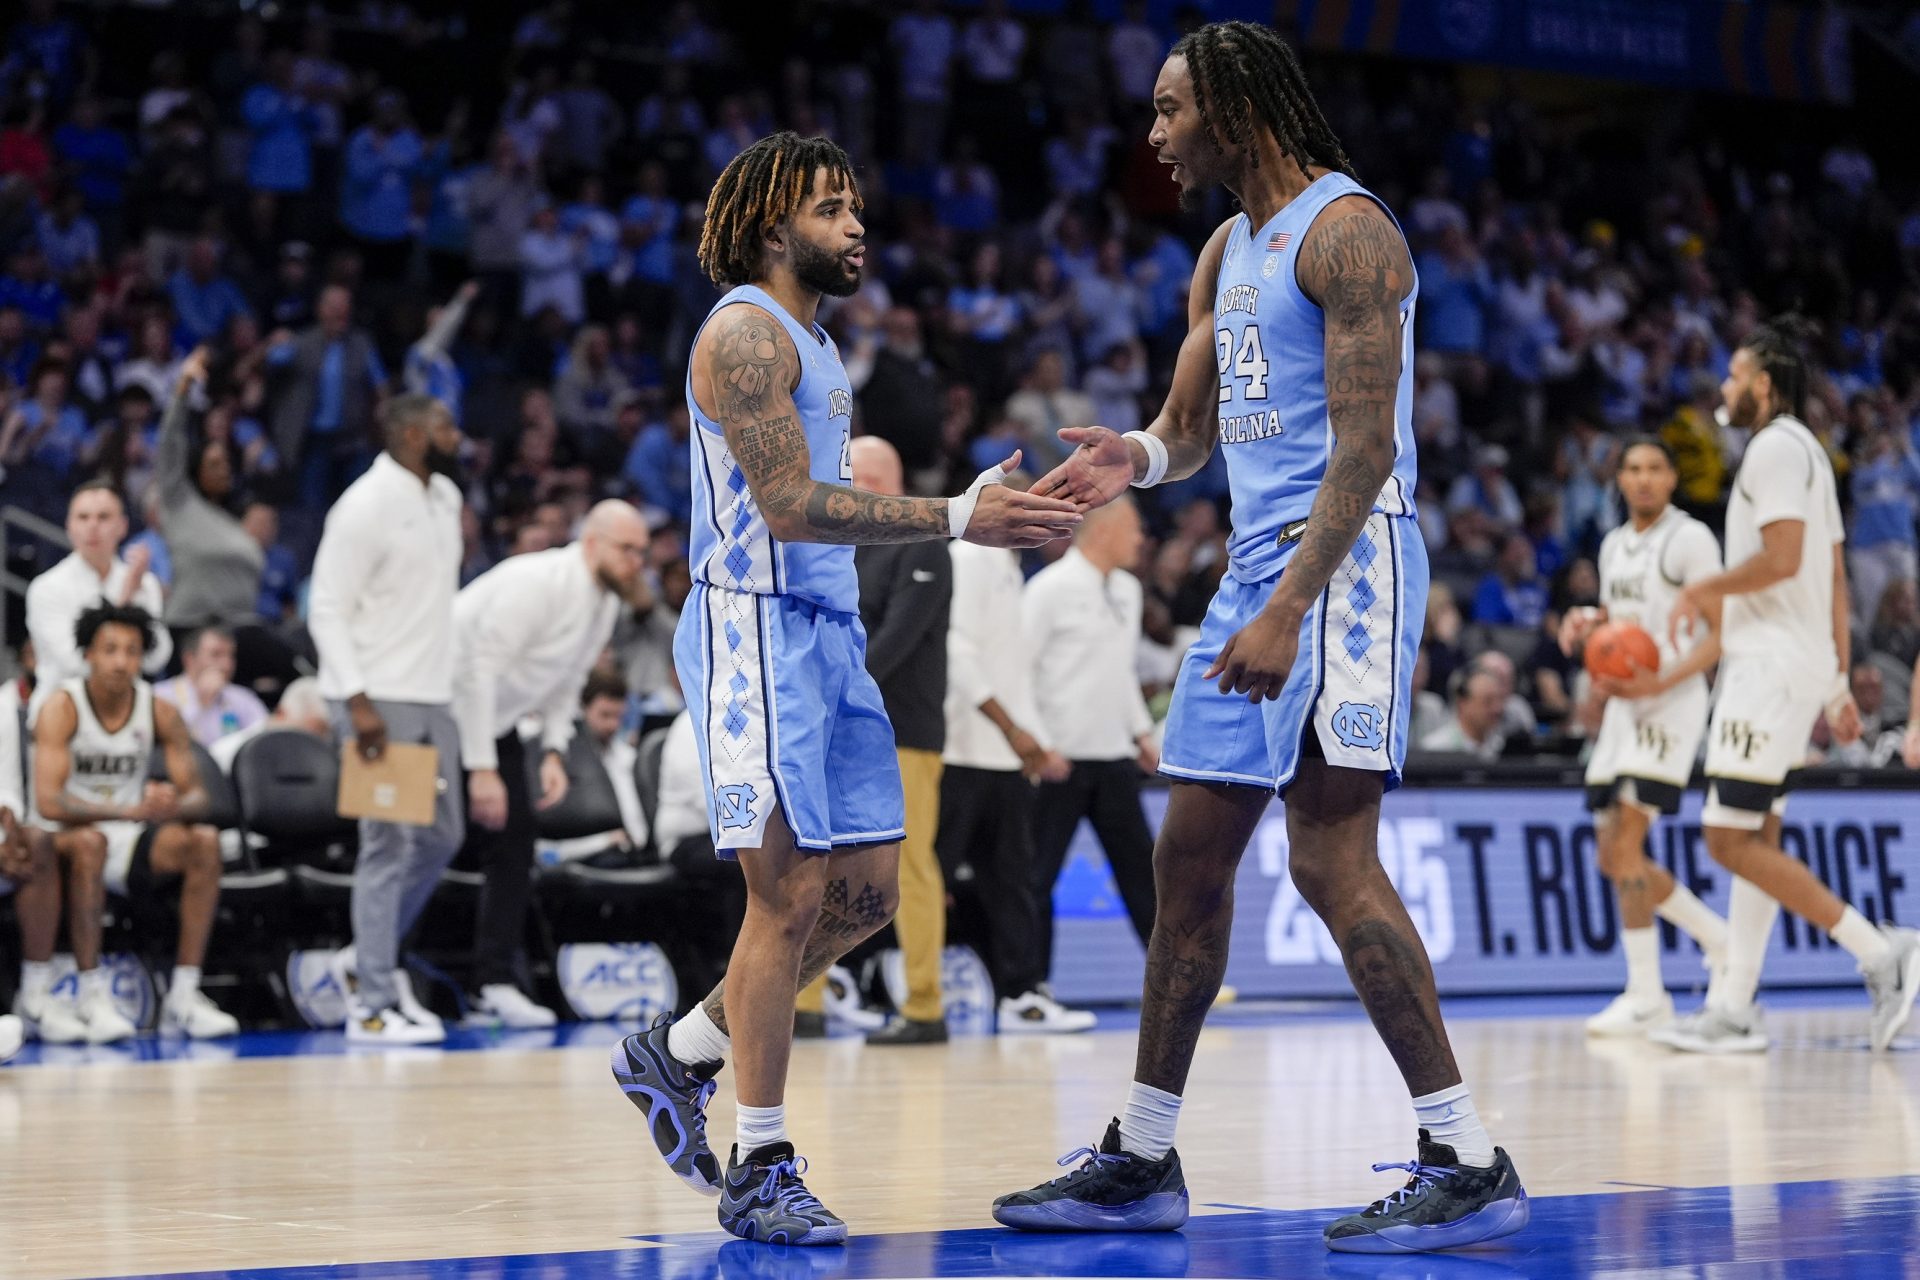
[[1288, 0, 1851, 104], [1049, 786, 1915, 1004]]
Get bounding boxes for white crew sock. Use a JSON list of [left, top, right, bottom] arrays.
[[1413, 1083, 1495, 1168], [78, 967, 109, 1000], [1831, 906, 1894, 969], [1655, 883, 1728, 958], [1118, 1080, 1183, 1160], [20, 960, 53, 1003], [1622, 927, 1663, 998], [736, 1103, 787, 1156], [170, 966, 201, 1001], [1714, 877, 1780, 1013], [666, 1004, 730, 1067]]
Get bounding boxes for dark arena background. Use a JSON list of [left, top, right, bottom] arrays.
[[2, 0, 1919, 1276]]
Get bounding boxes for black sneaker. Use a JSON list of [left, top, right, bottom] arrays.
[[1323, 1131, 1529, 1253], [718, 1141, 847, 1246], [610, 1013, 722, 1195], [866, 1016, 949, 1046], [992, 1118, 1188, 1231]]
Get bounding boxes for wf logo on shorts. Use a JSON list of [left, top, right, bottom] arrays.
[[1718, 719, 1770, 761], [1331, 701, 1386, 750], [716, 783, 759, 831], [1636, 722, 1675, 760]]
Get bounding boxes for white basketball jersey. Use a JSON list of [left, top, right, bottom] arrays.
[[1596, 506, 1722, 672], [58, 677, 152, 815], [1720, 414, 1844, 670]]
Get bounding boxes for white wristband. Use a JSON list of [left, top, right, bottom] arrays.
[[1825, 673, 1853, 722], [1125, 430, 1169, 488], [947, 460, 1009, 539]]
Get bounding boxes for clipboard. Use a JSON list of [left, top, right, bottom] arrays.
[[337, 741, 440, 826]]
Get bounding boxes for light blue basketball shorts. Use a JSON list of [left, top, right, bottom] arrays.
[[676, 583, 906, 855], [1160, 513, 1427, 794]]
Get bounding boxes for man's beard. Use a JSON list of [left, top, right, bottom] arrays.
[[793, 236, 859, 298], [427, 444, 466, 487], [1727, 388, 1764, 429]]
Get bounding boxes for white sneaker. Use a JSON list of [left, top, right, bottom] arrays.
[[162, 988, 240, 1039], [1585, 990, 1675, 1037], [998, 989, 1097, 1034], [1650, 1004, 1769, 1054], [346, 1003, 444, 1046], [76, 984, 137, 1044], [1864, 925, 1920, 1052], [393, 971, 444, 1036], [0, 1013, 21, 1064], [14, 991, 88, 1044], [469, 984, 558, 1029]]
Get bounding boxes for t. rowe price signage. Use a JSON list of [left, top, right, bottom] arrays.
[[1049, 787, 1913, 1003]]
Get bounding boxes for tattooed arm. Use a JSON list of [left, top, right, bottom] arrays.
[[696, 303, 1078, 547], [1271, 198, 1413, 618]]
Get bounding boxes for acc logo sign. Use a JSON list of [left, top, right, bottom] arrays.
[[557, 942, 678, 1023], [877, 945, 995, 1036], [1331, 701, 1386, 750], [287, 949, 351, 1027]]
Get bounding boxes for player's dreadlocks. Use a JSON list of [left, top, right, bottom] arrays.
[[1741, 315, 1818, 419], [699, 132, 863, 287], [1171, 21, 1355, 180]]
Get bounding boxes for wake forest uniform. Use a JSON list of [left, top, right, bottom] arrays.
[[1159, 172, 1426, 792], [1585, 508, 1722, 814], [44, 677, 157, 896], [676, 284, 905, 855], [1703, 414, 1845, 829]]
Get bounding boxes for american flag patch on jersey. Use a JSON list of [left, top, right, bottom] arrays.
[[1268, 232, 1291, 251]]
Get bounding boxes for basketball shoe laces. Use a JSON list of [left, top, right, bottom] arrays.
[[1045, 1145, 1132, 1189], [755, 1154, 828, 1217], [1367, 1159, 1459, 1211]]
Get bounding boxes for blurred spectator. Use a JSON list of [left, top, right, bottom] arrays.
[[168, 237, 253, 347], [1416, 224, 1491, 357], [241, 51, 320, 227], [1469, 649, 1538, 741], [1445, 444, 1524, 551], [554, 58, 623, 176], [209, 674, 330, 772], [855, 306, 945, 483], [891, 0, 956, 167], [266, 284, 387, 508], [116, 314, 181, 410], [520, 203, 586, 325], [1106, 1, 1165, 103], [1084, 341, 1147, 435], [1074, 236, 1143, 367], [1421, 667, 1507, 759], [1848, 422, 1920, 628], [339, 92, 425, 278], [0, 361, 87, 481], [1004, 348, 1095, 474], [1556, 410, 1618, 551], [155, 625, 267, 748], [242, 500, 298, 622], [1472, 534, 1550, 627], [539, 671, 649, 864], [36, 187, 98, 276], [468, 133, 540, 313], [0, 244, 61, 332], [1662, 373, 1728, 512], [554, 324, 631, 441], [51, 96, 131, 233], [625, 400, 692, 527], [404, 282, 479, 425], [7, 0, 94, 110], [134, 106, 212, 280]]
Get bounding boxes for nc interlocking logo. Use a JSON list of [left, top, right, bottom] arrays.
[[715, 783, 759, 831], [1331, 701, 1386, 751]]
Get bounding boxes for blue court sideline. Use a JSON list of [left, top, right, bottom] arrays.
[[79, 1174, 1920, 1279]]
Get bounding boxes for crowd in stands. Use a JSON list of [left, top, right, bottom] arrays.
[[4, 1, 1920, 1035]]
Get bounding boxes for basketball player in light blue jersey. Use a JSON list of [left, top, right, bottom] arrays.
[[993, 23, 1527, 1252], [610, 132, 1081, 1247]]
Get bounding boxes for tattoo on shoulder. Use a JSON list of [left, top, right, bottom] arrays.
[[706, 307, 796, 423]]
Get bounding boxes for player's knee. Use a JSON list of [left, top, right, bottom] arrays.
[[1287, 850, 1352, 914], [185, 827, 221, 876], [28, 834, 56, 881], [1596, 837, 1636, 881], [68, 831, 108, 876], [1703, 825, 1753, 873]]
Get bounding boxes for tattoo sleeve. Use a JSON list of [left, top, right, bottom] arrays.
[[1277, 206, 1412, 612], [705, 306, 951, 545]]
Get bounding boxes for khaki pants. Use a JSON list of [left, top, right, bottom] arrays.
[[796, 747, 945, 1020]]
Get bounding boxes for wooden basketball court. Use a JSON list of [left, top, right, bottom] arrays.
[[3, 996, 1917, 1278]]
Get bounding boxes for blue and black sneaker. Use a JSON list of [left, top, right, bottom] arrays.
[[1323, 1130, 1529, 1253], [718, 1141, 848, 1246], [992, 1118, 1189, 1231], [610, 1013, 721, 1196]]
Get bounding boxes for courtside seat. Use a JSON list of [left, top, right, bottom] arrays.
[[229, 730, 358, 907]]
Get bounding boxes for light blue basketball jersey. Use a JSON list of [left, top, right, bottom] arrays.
[[1212, 172, 1419, 583], [687, 284, 859, 613]]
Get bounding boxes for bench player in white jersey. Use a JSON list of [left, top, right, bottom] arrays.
[[607, 132, 1080, 1246], [993, 22, 1525, 1254], [1658, 320, 1919, 1054], [1561, 439, 1728, 1036], [33, 603, 238, 1039]]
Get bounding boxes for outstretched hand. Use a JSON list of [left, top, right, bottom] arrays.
[[961, 450, 1083, 549], [1030, 426, 1136, 512]]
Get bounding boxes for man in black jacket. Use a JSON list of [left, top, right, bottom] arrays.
[[843, 435, 952, 1044]]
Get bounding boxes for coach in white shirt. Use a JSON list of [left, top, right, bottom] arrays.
[[307, 394, 466, 1046], [942, 528, 1094, 1034], [1025, 497, 1159, 982], [26, 481, 172, 721], [444, 499, 648, 1028]]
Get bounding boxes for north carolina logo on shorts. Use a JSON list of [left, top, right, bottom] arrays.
[[1331, 701, 1386, 750], [715, 783, 759, 831]]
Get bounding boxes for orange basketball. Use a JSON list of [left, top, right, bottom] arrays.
[[1585, 620, 1660, 681]]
